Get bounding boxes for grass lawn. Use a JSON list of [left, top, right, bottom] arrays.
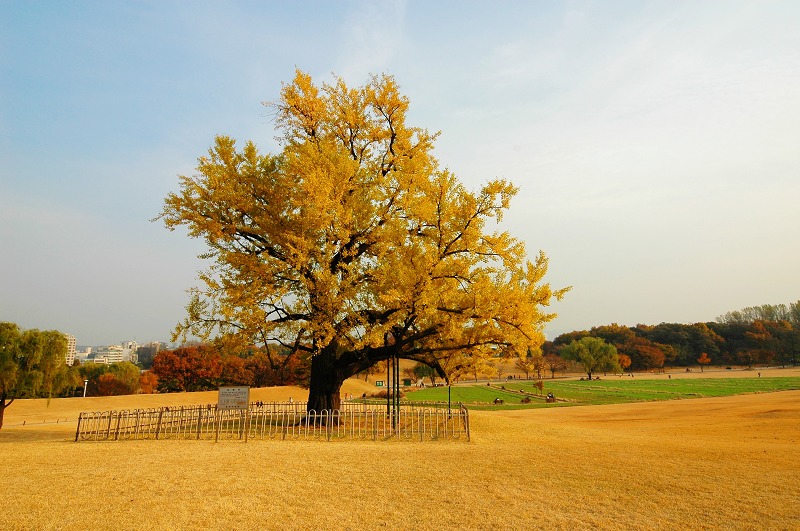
[[3, 372, 800, 529], [406, 376, 800, 409]]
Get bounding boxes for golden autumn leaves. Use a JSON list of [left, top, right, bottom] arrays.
[[159, 70, 568, 393]]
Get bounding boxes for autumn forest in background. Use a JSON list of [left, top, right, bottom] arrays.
[[4, 301, 798, 402]]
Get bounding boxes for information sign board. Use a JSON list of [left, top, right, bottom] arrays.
[[218, 386, 250, 410]]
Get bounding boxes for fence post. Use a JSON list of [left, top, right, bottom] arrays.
[[196, 407, 203, 440], [463, 405, 470, 441], [74, 412, 83, 442], [155, 409, 165, 440], [326, 410, 331, 441], [114, 412, 123, 441]]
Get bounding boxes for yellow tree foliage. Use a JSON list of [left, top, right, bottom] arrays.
[[515, 347, 543, 379], [159, 71, 568, 410]]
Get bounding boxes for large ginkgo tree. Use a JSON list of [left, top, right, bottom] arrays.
[[159, 71, 568, 411]]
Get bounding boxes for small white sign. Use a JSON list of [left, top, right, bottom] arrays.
[[218, 386, 250, 410]]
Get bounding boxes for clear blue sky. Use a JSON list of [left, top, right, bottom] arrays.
[[1, 1, 798, 346]]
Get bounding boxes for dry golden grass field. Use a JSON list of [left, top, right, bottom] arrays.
[[2, 370, 799, 530]]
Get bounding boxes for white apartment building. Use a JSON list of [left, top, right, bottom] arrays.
[[64, 334, 77, 366], [89, 345, 125, 364]]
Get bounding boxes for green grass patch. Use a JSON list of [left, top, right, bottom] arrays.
[[406, 384, 530, 410], [404, 377, 800, 409]]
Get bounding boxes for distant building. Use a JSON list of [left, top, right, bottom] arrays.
[[64, 334, 77, 366], [89, 345, 125, 364], [122, 341, 139, 364], [136, 341, 161, 369], [86, 341, 140, 365], [75, 346, 92, 363], [122, 340, 139, 351]]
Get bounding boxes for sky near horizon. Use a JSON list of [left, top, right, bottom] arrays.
[[1, 1, 798, 346]]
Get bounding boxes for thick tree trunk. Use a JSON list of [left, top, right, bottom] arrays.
[[306, 344, 397, 415], [306, 344, 394, 414], [307, 348, 346, 412]]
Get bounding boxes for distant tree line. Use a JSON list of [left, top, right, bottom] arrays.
[[549, 301, 800, 371], [0, 321, 315, 425], [150, 343, 310, 393], [3, 301, 797, 423], [716, 301, 800, 327]]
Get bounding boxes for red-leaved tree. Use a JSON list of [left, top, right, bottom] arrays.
[[152, 346, 223, 392], [95, 373, 131, 396], [139, 371, 158, 394], [697, 352, 711, 372]]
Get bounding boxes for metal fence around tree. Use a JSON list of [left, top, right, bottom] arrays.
[[74, 401, 470, 442]]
